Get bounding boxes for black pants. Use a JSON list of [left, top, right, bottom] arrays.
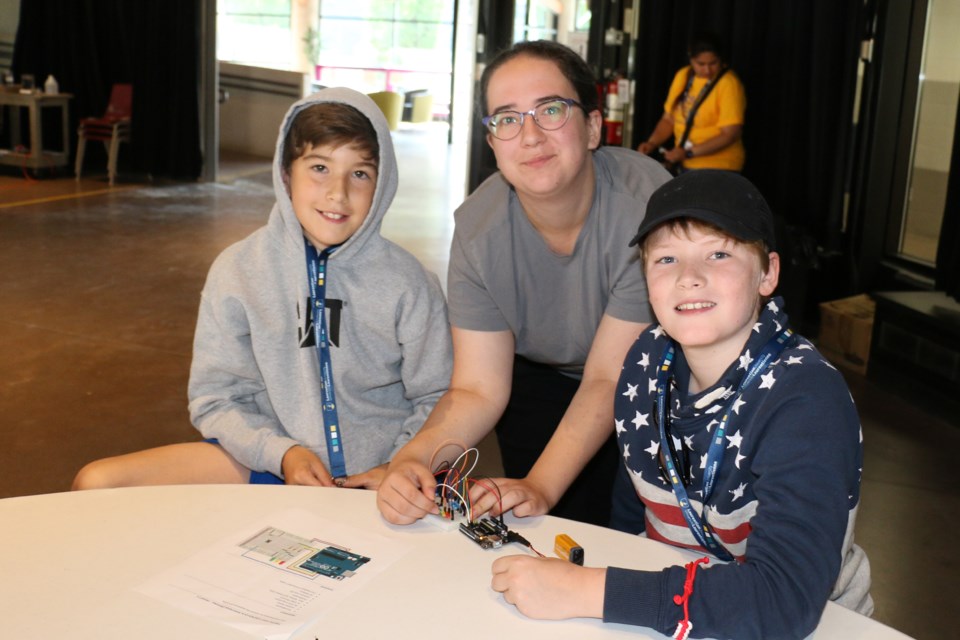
[[494, 356, 619, 527]]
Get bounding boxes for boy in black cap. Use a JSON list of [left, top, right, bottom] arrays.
[[491, 171, 872, 639]]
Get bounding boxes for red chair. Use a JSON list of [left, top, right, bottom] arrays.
[[75, 83, 132, 185]]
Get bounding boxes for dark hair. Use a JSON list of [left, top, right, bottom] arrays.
[[478, 40, 599, 117], [687, 31, 727, 63], [282, 102, 379, 172]]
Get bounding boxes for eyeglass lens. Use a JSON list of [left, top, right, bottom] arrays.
[[486, 100, 573, 139]]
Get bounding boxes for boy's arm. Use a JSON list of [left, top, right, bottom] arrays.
[[377, 326, 515, 524], [387, 274, 454, 458], [188, 292, 298, 476]]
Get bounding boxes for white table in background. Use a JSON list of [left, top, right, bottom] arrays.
[[0, 89, 72, 170]]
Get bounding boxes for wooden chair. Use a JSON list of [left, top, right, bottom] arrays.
[[75, 83, 132, 185]]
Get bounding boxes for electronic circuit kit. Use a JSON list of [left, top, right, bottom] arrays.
[[429, 441, 541, 555], [429, 440, 584, 563]]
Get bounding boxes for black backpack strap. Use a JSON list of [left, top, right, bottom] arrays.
[[677, 67, 729, 148]]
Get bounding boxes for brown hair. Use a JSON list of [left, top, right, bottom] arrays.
[[478, 40, 600, 117], [282, 102, 379, 172]]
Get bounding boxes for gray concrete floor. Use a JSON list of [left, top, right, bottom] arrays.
[[1, 128, 955, 639]]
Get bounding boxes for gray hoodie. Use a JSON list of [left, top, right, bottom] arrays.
[[188, 88, 453, 477]]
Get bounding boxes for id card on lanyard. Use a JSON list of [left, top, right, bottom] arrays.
[[305, 239, 347, 481], [655, 328, 793, 561]]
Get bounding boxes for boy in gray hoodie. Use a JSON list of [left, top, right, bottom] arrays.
[[73, 88, 453, 490]]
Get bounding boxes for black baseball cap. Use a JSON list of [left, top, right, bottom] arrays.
[[629, 170, 776, 250]]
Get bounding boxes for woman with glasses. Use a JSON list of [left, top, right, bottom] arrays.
[[377, 40, 670, 527], [637, 32, 746, 173]]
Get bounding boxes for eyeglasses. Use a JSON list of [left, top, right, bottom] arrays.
[[481, 98, 585, 140]]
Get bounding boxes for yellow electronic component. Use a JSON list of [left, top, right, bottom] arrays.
[[554, 533, 584, 565]]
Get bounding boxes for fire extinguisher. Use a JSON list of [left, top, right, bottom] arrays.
[[603, 73, 627, 146]]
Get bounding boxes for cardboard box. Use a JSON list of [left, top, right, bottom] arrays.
[[818, 294, 876, 375]]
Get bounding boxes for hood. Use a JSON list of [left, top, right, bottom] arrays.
[[271, 86, 398, 261]]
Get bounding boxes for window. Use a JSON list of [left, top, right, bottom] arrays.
[[514, 1, 560, 43], [316, 0, 455, 116], [898, 0, 960, 265], [218, 0, 293, 69]]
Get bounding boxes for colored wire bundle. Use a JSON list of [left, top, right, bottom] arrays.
[[428, 440, 544, 558], [429, 440, 504, 524]]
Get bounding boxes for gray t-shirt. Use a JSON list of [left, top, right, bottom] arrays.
[[448, 147, 670, 375]]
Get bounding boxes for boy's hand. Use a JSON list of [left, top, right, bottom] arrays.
[[338, 464, 388, 490], [281, 445, 336, 486], [376, 459, 439, 524], [470, 477, 551, 519], [491, 556, 605, 620]]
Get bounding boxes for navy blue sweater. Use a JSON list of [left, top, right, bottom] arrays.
[[604, 298, 872, 639]]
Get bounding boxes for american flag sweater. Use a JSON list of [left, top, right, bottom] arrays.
[[604, 298, 873, 639]]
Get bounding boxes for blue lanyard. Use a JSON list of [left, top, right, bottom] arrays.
[[304, 240, 347, 480], [655, 328, 793, 560]]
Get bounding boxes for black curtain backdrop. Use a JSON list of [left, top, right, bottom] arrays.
[[12, 0, 202, 181], [632, 0, 865, 250], [934, 102, 960, 301]]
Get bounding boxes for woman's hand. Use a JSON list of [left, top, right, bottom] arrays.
[[663, 145, 687, 165], [281, 445, 336, 486], [637, 141, 657, 155], [376, 459, 440, 524], [491, 556, 606, 619], [469, 476, 552, 519]]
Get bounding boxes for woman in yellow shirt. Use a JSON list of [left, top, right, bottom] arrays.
[[637, 33, 746, 172]]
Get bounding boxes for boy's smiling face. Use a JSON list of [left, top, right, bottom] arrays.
[[644, 223, 779, 364], [286, 142, 378, 251]]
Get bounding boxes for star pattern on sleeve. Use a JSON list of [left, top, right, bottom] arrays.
[[615, 418, 626, 436], [726, 430, 743, 450], [644, 440, 660, 458], [648, 377, 658, 394], [638, 352, 650, 369], [622, 443, 631, 461], [729, 482, 747, 502], [632, 410, 650, 430], [735, 451, 746, 469], [622, 382, 639, 401], [759, 370, 777, 390], [731, 396, 746, 414], [785, 355, 803, 365]]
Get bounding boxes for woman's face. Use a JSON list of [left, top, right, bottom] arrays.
[[690, 51, 722, 79], [484, 55, 602, 203]]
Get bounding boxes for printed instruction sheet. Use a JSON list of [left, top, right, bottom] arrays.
[[135, 508, 409, 639]]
